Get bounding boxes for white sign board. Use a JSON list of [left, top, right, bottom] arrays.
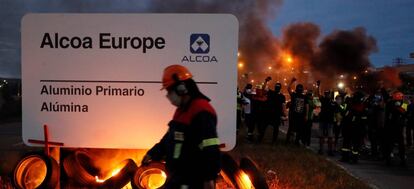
[[21, 14, 238, 150]]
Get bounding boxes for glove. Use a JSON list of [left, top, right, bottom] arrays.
[[141, 154, 152, 166]]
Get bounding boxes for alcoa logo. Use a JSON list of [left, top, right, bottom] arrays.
[[190, 34, 210, 54], [181, 33, 218, 63]]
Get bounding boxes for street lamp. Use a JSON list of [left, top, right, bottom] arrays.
[[238, 62, 244, 68], [337, 82, 345, 89]]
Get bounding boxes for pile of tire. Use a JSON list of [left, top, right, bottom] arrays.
[[13, 150, 168, 189], [14, 151, 267, 189]]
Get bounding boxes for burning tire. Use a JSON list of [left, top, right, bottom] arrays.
[[63, 150, 101, 187], [13, 153, 59, 189], [240, 157, 268, 189], [220, 153, 242, 189], [132, 162, 167, 189], [98, 159, 138, 189]]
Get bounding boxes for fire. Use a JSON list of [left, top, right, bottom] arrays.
[[286, 56, 293, 63], [281, 52, 293, 64], [236, 171, 254, 189], [94, 164, 124, 183], [137, 168, 167, 189], [95, 176, 105, 183], [111, 167, 122, 177], [147, 171, 167, 189]]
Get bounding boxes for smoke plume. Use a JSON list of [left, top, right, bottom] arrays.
[[312, 27, 378, 78], [281, 22, 320, 62]]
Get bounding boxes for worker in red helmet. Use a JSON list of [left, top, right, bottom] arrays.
[[141, 64, 221, 188], [384, 91, 407, 166]]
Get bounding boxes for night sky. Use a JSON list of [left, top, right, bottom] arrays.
[[1, 0, 413, 78]]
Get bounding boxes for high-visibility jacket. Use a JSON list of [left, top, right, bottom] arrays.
[[147, 97, 221, 188]]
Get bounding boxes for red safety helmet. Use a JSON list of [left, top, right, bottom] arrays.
[[161, 64, 193, 90], [392, 91, 404, 101]]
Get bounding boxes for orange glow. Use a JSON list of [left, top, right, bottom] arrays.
[[353, 76, 357, 80], [95, 176, 105, 183], [238, 52, 241, 57], [251, 80, 255, 83], [147, 172, 167, 189], [282, 52, 293, 64], [14, 156, 48, 189], [238, 62, 244, 68], [136, 168, 167, 189], [268, 66, 272, 70], [111, 168, 122, 177], [236, 171, 254, 189], [286, 56, 293, 63]]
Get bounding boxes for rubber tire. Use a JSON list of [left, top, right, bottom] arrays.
[[13, 153, 59, 189], [239, 157, 268, 189], [63, 150, 101, 187], [98, 159, 138, 189], [220, 153, 241, 189], [131, 161, 167, 189]]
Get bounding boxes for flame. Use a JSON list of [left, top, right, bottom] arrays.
[[95, 176, 105, 183], [282, 52, 293, 64], [94, 165, 123, 183], [236, 171, 254, 189], [111, 168, 122, 177], [141, 169, 167, 189], [147, 172, 167, 189], [286, 56, 293, 63]]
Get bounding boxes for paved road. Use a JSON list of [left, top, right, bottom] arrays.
[[280, 122, 414, 189]]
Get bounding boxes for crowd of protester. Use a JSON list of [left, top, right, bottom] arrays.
[[237, 77, 414, 166]]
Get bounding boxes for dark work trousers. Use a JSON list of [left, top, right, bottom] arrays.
[[304, 119, 313, 146], [245, 113, 254, 134], [270, 117, 282, 142], [333, 123, 341, 149], [257, 118, 269, 142], [341, 119, 364, 162], [341, 120, 352, 161], [368, 112, 384, 156], [286, 111, 295, 143], [384, 125, 406, 163], [237, 109, 242, 131], [287, 114, 305, 144], [406, 119, 414, 147]]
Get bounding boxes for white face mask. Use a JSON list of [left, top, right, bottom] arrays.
[[167, 90, 182, 107], [394, 101, 401, 107]]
